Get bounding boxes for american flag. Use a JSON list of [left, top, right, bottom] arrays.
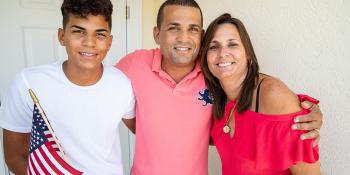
[[27, 104, 83, 175]]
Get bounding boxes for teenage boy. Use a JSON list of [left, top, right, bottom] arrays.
[[116, 0, 323, 175], [0, 0, 134, 174]]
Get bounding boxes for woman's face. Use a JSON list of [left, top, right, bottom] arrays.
[[206, 23, 248, 81]]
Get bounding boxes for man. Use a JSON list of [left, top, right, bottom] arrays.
[[116, 0, 322, 175], [0, 0, 135, 174]]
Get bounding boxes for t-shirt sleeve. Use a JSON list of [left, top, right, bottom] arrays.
[[253, 95, 320, 170], [0, 71, 33, 133], [116, 52, 137, 119], [122, 86, 135, 119]]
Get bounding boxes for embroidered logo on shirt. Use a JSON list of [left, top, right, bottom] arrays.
[[198, 89, 213, 106]]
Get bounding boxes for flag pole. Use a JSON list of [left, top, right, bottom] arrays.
[[28, 89, 68, 162]]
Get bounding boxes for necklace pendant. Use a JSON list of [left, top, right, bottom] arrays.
[[223, 125, 230, 134]]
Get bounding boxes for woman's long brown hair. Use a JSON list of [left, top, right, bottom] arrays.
[[200, 13, 260, 119]]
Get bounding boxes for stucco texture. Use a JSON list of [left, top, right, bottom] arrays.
[[146, 0, 350, 174], [197, 0, 350, 174]]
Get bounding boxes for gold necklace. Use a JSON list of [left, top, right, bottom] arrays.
[[223, 103, 236, 134]]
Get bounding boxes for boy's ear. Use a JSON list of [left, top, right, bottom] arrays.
[[153, 26, 160, 45], [58, 28, 65, 46]]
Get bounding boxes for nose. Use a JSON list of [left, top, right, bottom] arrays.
[[176, 29, 191, 43], [82, 34, 96, 47], [219, 47, 230, 58]]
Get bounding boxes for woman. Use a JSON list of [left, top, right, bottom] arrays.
[[200, 13, 321, 175]]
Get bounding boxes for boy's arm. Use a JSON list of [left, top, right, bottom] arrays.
[[122, 118, 135, 134], [3, 129, 30, 175]]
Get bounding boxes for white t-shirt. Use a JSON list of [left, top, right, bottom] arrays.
[[0, 61, 135, 175]]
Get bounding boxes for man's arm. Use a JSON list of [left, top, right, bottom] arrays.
[[3, 129, 30, 175], [292, 101, 323, 146], [122, 118, 135, 134]]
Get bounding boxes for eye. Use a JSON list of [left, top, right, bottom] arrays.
[[189, 27, 200, 33], [72, 30, 84, 34], [228, 42, 238, 48], [97, 33, 107, 37], [96, 32, 109, 40], [208, 45, 219, 50], [168, 26, 180, 32]]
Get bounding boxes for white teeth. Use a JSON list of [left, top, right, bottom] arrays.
[[218, 62, 233, 67], [175, 47, 190, 51], [80, 52, 96, 56]]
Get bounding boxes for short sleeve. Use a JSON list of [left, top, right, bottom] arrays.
[[122, 86, 135, 119], [254, 95, 320, 170], [297, 94, 320, 104], [0, 71, 33, 133], [254, 114, 319, 170]]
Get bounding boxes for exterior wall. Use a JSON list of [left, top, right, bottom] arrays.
[[143, 0, 350, 174]]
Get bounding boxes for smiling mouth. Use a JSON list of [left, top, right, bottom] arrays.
[[174, 47, 191, 51], [79, 52, 97, 57], [217, 62, 234, 67]]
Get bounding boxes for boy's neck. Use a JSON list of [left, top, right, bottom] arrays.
[[62, 61, 103, 86]]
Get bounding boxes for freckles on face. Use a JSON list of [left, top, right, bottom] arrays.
[[206, 23, 248, 80]]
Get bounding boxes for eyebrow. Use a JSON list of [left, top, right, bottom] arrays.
[[96, 29, 109, 33], [227, 39, 238, 42], [71, 25, 85, 30], [209, 40, 219, 44], [167, 22, 180, 27], [167, 23, 201, 28], [209, 39, 238, 44], [189, 24, 201, 29], [70, 25, 109, 33]]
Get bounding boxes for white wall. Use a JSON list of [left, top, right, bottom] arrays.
[[197, 0, 350, 174]]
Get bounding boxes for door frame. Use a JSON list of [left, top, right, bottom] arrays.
[[125, 0, 142, 170]]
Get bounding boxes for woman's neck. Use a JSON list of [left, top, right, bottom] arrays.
[[220, 74, 246, 101]]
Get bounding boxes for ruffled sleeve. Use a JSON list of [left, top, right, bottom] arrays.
[[253, 94, 320, 170]]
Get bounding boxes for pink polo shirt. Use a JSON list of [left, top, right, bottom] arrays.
[[116, 49, 212, 175]]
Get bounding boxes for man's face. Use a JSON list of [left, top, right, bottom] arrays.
[[58, 14, 112, 72], [154, 5, 202, 68]]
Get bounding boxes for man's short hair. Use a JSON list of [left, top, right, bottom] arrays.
[[157, 0, 203, 28], [61, 0, 113, 30]]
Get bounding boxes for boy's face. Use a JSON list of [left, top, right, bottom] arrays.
[[58, 14, 112, 72]]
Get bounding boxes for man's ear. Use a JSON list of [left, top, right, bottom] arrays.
[[153, 26, 160, 45], [58, 28, 65, 46]]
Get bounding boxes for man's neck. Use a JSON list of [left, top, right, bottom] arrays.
[[62, 61, 103, 86], [161, 60, 196, 84]]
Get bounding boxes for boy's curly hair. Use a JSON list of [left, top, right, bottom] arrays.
[[61, 0, 113, 29]]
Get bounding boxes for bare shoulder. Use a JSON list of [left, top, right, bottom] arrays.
[[258, 76, 301, 115]]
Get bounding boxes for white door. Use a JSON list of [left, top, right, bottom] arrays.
[[0, 0, 140, 174]]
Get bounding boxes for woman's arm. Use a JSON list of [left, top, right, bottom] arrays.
[[258, 77, 321, 175]]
